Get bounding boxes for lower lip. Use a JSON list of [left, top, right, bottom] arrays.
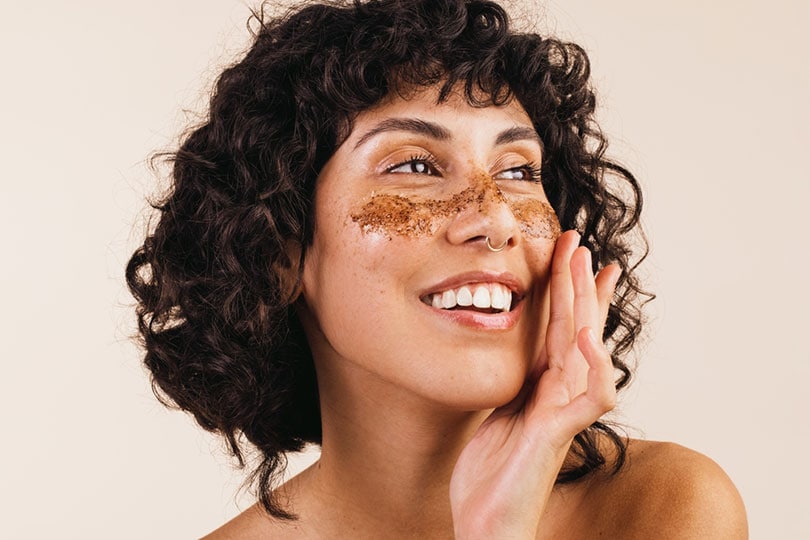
[[421, 300, 523, 330]]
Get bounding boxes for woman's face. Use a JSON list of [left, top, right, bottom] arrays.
[[298, 85, 561, 409]]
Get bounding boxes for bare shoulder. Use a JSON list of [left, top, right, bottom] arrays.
[[200, 503, 300, 540], [590, 439, 748, 539]]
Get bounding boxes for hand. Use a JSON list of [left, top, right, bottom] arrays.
[[449, 230, 620, 539]]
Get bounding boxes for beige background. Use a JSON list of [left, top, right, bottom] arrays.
[[0, 1, 807, 538]]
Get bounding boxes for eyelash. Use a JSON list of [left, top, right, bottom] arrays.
[[385, 155, 543, 182], [512, 161, 543, 183], [385, 154, 441, 175]]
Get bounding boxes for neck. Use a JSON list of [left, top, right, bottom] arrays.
[[294, 356, 491, 538]]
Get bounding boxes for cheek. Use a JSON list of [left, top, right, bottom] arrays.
[[303, 202, 401, 323], [351, 194, 438, 237], [506, 197, 562, 241], [350, 189, 483, 238], [349, 173, 509, 240], [502, 195, 560, 277]]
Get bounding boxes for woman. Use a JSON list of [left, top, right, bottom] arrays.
[[127, 0, 747, 537]]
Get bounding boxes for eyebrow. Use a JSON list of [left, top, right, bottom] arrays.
[[494, 126, 543, 148], [352, 117, 543, 150], [354, 118, 451, 149]]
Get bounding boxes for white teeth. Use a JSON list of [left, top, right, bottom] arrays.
[[456, 286, 473, 306], [428, 282, 514, 313], [491, 285, 505, 310], [472, 286, 490, 308]]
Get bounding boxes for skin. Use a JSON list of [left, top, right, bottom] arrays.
[[203, 86, 748, 539]]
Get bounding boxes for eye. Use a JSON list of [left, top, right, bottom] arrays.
[[494, 162, 542, 182], [386, 155, 441, 176]]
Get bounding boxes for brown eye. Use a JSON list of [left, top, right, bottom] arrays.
[[387, 156, 440, 176], [494, 163, 542, 182]]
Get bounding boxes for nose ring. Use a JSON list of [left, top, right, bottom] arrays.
[[485, 236, 508, 252]]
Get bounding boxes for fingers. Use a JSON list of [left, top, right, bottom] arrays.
[[543, 230, 618, 381], [549, 232, 618, 342], [525, 232, 620, 441], [570, 244, 620, 340], [594, 264, 621, 331], [555, 327, 617, 431], [576, 327, 616, 411], [546, 231, 580, 355], [571, 246, 599, 335]]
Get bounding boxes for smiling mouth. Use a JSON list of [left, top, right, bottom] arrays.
[[420, 282, 518, 313]]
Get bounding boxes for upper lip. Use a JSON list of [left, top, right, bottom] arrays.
[[418, 270, 527, 300]]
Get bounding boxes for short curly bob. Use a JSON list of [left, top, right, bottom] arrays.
[[126, 0, 650, 519]]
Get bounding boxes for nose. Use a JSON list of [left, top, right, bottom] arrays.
[[445, 172, 520, 251]]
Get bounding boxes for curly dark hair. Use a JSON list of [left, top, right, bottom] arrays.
[[126, 0, 650, 520]]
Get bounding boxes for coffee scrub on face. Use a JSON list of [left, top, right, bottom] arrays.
[[351, 172, 561, 240]]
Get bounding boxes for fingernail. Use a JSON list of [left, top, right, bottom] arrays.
[[587, 328, 597, 344]]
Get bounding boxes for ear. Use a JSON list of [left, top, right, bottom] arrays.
[[273, 239, 304, 304]]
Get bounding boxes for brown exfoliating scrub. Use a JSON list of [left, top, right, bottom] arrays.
[[506, 197, 562, 240], [351, 173, 561, 240]]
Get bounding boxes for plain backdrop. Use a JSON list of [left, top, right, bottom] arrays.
[[1, 1, 807, 538]]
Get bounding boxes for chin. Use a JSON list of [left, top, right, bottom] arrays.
[[424, 355, 529, 411]]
